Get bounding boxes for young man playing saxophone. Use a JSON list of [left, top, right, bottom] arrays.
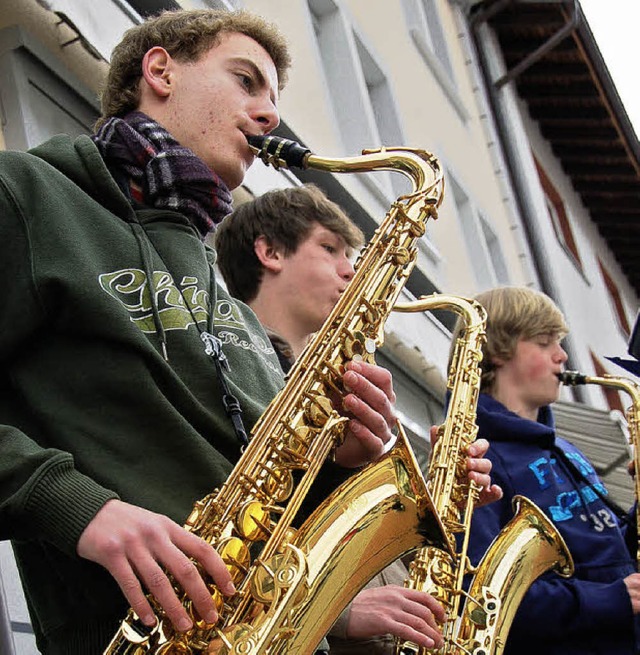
[[464, 286, 640, 654], [215, 183, 502, 654], [0, 10, 400, 654]]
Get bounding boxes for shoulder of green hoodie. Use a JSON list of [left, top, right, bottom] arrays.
[[0, 136, 124, 556], [0, 134, 351, 557]]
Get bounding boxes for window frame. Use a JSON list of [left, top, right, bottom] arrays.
[[590, 351, 624, 413], [598, 258, 631, 338], [306, 0, 406, 202], [400, 0, 469, 122], [449, 173, 510, 288], [535, 158, 584, 272]]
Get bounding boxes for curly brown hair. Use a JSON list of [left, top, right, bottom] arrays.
[[96, 9, 290, 129]]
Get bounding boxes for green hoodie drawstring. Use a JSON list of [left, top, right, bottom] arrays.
[[130, 222, 169, 361], [130, 221, 249, 448]]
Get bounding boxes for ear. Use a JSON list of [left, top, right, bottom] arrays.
[[141, 47, 174, 99], [254, 236, 284, 273], [491, 355, 506, 368]]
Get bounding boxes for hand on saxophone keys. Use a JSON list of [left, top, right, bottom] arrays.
[[342, 584, 447, 649], [430, 425, 504, 507], [333, 360, 398, 468], [77, 498, 235, 633]]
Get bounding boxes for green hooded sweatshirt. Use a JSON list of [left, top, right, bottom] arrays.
[[0, 134, 292, 653]]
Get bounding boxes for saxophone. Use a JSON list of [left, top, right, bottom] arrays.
[[558, 370, 640, 567], [393, 295, 575, 655], [104, 135, 448, 655]]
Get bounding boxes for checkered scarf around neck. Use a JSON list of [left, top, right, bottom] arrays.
[[92, 111, 233, 239]]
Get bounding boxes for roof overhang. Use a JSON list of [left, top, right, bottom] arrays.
[[472, 0, 640, 295]]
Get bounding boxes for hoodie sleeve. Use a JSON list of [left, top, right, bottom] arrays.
[[508, 570, 634, 641], [0, 161, 119, 555], [466, 447, 520, 567], [468, 445, 636, 643]]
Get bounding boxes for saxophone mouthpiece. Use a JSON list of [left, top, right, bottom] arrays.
[[247, 134, 312, 170], [557, 370, 587, 386]]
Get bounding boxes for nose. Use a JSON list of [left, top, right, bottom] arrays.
[[340, 257, 356, 282], [555, 343, 568, 363], [252, 95, 280, 134]]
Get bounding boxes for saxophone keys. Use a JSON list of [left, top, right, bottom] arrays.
[[187, 586, 224, 631], [304, 394, 334, 427], [207, 623, 253, 655], [236, 500, 273, 541], [280, 424, 312, 456], [391, 246, 411, 265], [250, 551, 308, 605], [340, 330, 369, 360], [217, 537, 251, 585], [155, 638, 191, 654], [250, 557, 279, 604], [262, 465, 293, 502], [120, 610, 153, 645]]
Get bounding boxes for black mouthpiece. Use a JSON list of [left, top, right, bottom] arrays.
[[557, 371, 587, 386], [247, 135, 311, 170]]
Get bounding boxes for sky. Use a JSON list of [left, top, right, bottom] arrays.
[[579, 0, 640, 138]]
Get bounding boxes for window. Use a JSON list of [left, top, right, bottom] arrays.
[[598, 258, 631, 337], [479, 214, 509, 285], [0, 27, 98, 151], [450, 175, 510, 288], [400, 0, 468, 121], [307, 0, 406, 199], [402, 0, 454, 79], [535, 158, 583, 270]]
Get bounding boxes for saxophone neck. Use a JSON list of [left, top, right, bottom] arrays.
[[394, 294, 486, 332], [558, 370, 640, 412], [247, 135, 444, 201]]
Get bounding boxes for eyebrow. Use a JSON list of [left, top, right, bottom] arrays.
[[230, 56, 278, 105]]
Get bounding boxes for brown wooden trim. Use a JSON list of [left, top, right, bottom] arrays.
[[590, 351, 624, 412], [598, 258, 631, 337], [535, 157, 583, 268]]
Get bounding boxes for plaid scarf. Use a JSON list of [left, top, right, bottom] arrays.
[[92, 111, 233, 238]]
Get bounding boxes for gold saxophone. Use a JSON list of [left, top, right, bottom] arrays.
[[104, 135, 448, 655], [558, 370, 640, 567], [393, 295, 575, 655]]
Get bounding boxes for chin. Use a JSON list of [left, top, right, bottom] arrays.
[[549, 391, 562, 405], [222, 169, 244, 191], [209, 156, 246, 190]]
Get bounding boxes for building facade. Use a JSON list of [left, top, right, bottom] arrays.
[[0, 0, 637, 651]]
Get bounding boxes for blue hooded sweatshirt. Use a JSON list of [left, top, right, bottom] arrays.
[[466, 393, 640, 654]]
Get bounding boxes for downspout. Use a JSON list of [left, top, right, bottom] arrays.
[[466, 0, 586, 401], [451, 2, 538, 288]]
